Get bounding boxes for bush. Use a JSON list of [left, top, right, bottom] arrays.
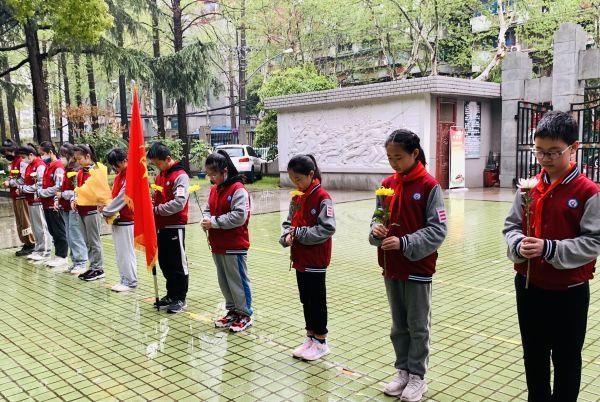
[[189, 139, 211, 171], [76, 126, 127, 164], [147, 137, 184, 161]]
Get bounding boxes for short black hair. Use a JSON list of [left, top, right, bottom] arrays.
[[107, 148, 127, 167], [16, 144, 38, 156], [534, 111, 579, 145], [2, 139, 17, 153], [147, 142, 171, 160]]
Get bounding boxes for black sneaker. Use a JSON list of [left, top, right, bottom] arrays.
[[78, 269, 93, 280], [154, 296, 172, 310], [167, 300, 187, 314], [15, 245, 35, 257], [80, 270, 105, 281]]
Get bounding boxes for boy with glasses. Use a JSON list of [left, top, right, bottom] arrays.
[[503, 111, 600, 402]]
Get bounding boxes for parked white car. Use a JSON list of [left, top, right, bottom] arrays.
[[215, 144, 264, 183]]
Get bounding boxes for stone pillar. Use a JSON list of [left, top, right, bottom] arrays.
[[500, 52, 532, 187], [552, 23, 587, 111]]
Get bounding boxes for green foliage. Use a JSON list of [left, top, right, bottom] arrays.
[[75, 125, 127, 164], [189, 139, 211, 169], [147, 137, 183, 161]]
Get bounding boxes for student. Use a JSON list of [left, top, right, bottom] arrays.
[[16, 144, 52, 261], [37, 141, 68, 269], [55, 143, 88, 274], [503, 111, 600, 402], [2, 139, 36, 256], [202, 150, 253, 332], [148, 142, 190, 314], [280, 154, 336, 361], [369, 129, 447, 401], [73, 144, 105, 281], [102, 148, 137, 292]]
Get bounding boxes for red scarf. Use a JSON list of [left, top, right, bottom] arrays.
[[388, 162, 428, 222], [532, 162, 576, 237], [291, 179, 320, 227]]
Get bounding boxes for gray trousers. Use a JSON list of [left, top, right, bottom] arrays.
[[212, 253, 253, 316], [112, 224, 137, 287], [28, 203, 52, 254], [80, 213, 103, 271], [61, 210, 88, 265], [385, 278, 432, 378]]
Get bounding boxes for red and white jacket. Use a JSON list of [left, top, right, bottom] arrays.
[[7, 156, 27, 200], [280, 181, 336, 273], [153, 162, 189, 230], [38, 159, 64, 210], [204, 176, 251, 254], [19, 158, 46, 206], [102, 169, 134, 225], [504, 165, 600, 290]]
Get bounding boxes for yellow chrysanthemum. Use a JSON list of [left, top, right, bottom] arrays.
[[290, 190, 304, 197], [151, 184, 164, 192], [188, 184, 201, 193], [375, 187, 395, 196], [66, 172, 78, 178], [10, 169, 20, 174]]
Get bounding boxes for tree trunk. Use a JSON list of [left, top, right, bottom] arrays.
[[475, 0, 510, 81], [86, 54, 99, 132], [73, 53, 85, 133], [117, 26, 129, 139], [239, 0, 247, 125], [228, 51, 237, 130], [24, 19, 50, 143], [0, 90, 6, 143], [172, 0, 189, 170], [60, 53, 74, 142], [151, 0, 165, 137], [56, 57, 63, 143], [4, 70, 20, 143]]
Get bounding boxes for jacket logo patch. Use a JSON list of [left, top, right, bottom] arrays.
[[311, 208, 317, 215], [166, 181, 171, 185], [567, 198, 579, 208], [413, 193, 422, 200], [326, 205, 333, 217], [437, 208, 447, 223], [227, 195, 232, 202]]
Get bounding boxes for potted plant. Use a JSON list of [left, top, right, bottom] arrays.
[[189, 139, 211, 179]]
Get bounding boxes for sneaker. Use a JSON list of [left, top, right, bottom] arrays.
[[384, 369, 410, 396], [301, 339, 330, 361], [154, 296, 172, 309], [400, 374, 428, 402], [230, 315, 252, 332], [69, 265, 87, 275], [79, 270, 105, 281], [214, 311, 238, 328], [111, 283, 134, 292], [46, 257, 68, 268], [28, 252, 50, 261], [166, 300, 187, 314], [15, 245, 35, 257], [292, 337, 314, 359]]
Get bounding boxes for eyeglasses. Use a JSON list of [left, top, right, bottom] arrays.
[[530, 146, 572, 160]]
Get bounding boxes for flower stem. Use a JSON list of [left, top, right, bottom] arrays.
[[525, 203, 531, 289]]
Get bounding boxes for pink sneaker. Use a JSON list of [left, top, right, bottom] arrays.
[[301, 339, 330, 361], [292, 337, 314, 358]]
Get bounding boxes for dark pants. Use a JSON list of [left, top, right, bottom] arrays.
[[44, 209, 67, 258], [515, 274, 589, 402], [296, 270, 328, 336], [157, 228, 188, 301]]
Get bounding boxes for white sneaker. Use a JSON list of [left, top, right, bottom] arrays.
[[400, 374, 428, 402], [384, 369, 409, 396], [301, 339, 330, 361], [46, 257, 68, 268], [27, 252, 41, 260], [111, 283, 134, 292], [29, 253, 50, 262], [292, 337, 314, 358], [70, 265, 87, 275]]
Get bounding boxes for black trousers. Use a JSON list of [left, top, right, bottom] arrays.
[[515, 274, 590, 402], [44, 209, 67, 258], [157, 228, 189, 301], [296, 270, 328, 336]]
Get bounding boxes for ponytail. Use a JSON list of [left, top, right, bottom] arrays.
[[39, 141, 57, 155], [384, 129, 427, 166], [205, 149, 239, 177], [287, 154, 321, 181]]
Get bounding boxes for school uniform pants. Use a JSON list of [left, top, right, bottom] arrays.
[[213, 252, 253, 316], [28, 203, 52, 254], [44, 208, 67, 258], [296, 270, 328, 336], [61, 210, 88, 266], [384, 278, 432, 379], [515, 274, 589, 402], [112, 223, 137, 287], [80, 212, 103, 271], [157, 227, 188, 301]]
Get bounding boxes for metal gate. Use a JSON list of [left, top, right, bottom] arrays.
[[571, 94, 600, 183], [515, 101, 552, 184]]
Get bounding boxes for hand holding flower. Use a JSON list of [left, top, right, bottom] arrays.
[[381, 236, 401, 251], [519, 237, 544, 259], [200, 218, 212, 231], [372, 223, 388, 239]]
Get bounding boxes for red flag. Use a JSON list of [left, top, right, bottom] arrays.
[[125, 85, 158, 271]]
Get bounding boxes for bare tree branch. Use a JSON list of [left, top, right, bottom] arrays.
[[181, 12, 223, 33], [0, 57, 29, 78], [0, 43, 26, 52]]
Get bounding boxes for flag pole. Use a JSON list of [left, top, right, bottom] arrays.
[[152, 265, 160, 311]]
